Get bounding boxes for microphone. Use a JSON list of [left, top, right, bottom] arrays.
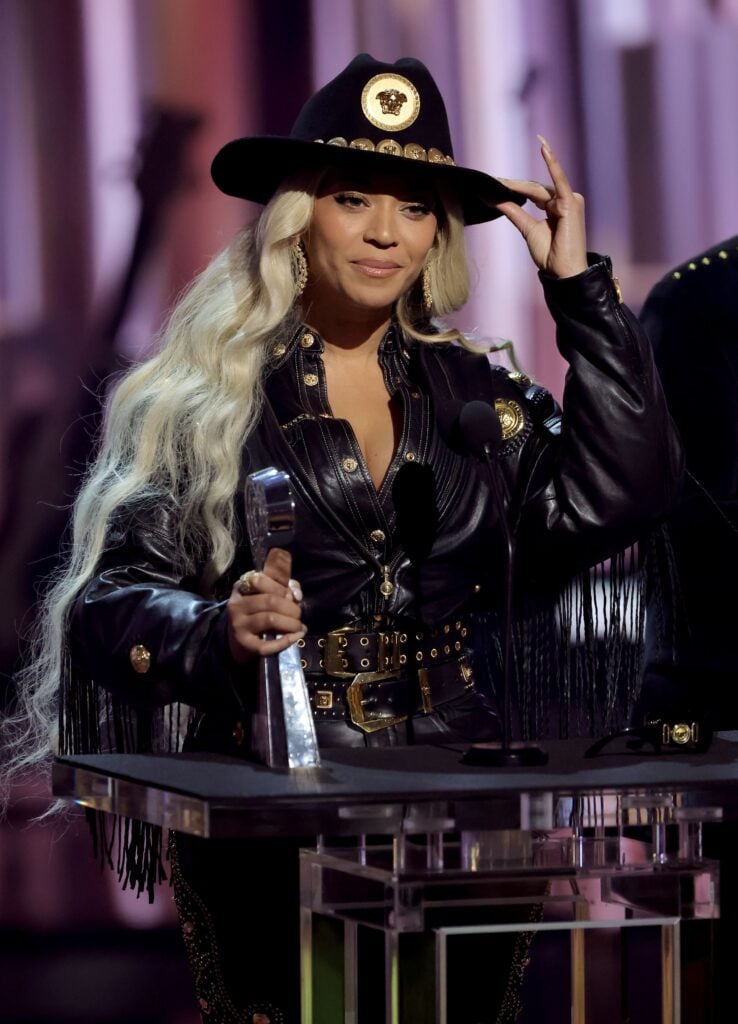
[[454, 401, 548, 767], [458, 399, 502, 459]]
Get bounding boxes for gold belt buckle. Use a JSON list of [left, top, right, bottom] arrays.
[[324, 625, 359, 678], [346, 671, 405, 733]]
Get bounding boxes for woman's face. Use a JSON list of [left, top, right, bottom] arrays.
[[303, 171, 438, 320]]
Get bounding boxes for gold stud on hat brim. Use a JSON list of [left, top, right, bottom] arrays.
[[210, 136, 525, 226], [324, 136, 454, 164]]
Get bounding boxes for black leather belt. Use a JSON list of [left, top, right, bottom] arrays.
[[298, 619, 476, 733], [297, 618, 472, 677]]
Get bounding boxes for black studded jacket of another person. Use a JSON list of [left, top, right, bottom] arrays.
[[638, 237, 738, 726]]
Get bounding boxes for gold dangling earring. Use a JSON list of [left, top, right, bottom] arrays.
[[422, 263, 433, 313], [293, 240, 308, 296]]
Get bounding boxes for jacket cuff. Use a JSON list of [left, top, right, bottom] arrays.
[[538, 253, 621, 314]]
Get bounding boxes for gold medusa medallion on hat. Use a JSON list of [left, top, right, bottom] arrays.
[[361, 72, 420, 132], [211, 54, 525, 226]]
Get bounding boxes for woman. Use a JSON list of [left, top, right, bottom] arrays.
[[10, 55, 681, 1022]]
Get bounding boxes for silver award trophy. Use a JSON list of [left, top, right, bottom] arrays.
[[244, 467, 321, 769]]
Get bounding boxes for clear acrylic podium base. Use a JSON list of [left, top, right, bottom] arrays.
[[300, 804, 719, 1023]]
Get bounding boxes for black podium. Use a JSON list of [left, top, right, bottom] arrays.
[[53, 735, 738, 1022]]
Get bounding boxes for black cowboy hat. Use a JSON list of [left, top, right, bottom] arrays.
[[211, 54, 525, 226]]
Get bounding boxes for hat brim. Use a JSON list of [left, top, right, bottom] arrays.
[[211, 137, 525, 226]]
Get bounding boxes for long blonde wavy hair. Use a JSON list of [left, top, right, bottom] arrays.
[[3, 167, 470, 802]]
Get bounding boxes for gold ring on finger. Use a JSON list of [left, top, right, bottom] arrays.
[[237, 570, 259, 595]]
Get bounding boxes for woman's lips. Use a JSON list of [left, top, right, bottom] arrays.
[[352, 260, 403, 278]]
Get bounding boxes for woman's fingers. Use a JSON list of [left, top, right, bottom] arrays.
[[491, 137, 588, 278], [536, 135, 573, 199], [231, 630, 306, 660], [227, 598, 306, 663], [227, 548, 306, 664], [499, 140, 575, 203], [236, 569, 296, 603], [494, 200, 541, 236], [496, 177, 554, 205], [251, 632, 307, 656], [232, 592, 304, 632], [228, 588, 304, 631], [262, 547, 292, 588], [236, 549, 300, 604]]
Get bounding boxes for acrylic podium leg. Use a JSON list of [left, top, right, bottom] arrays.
[[571, 925, 586, 1023], [385, 929, 399, 1024], [301, 907, 346, 1023], [344, 920, 358, 1024], [662, 923, 680, 1024], [300, 900, 312, 1024]]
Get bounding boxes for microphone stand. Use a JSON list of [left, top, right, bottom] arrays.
[[458, 404, 547, 767]]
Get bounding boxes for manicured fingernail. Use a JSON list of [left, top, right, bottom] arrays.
[[288, 579, 303, 602], [537, 133, 551, 151]]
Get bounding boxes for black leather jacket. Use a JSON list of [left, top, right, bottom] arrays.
[[70, 258, 683, 729]]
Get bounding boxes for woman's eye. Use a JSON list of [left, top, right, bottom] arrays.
[[335, 193, 365, 208], [405, 202, 432, 216]]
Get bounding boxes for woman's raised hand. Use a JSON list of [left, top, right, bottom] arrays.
[[491, 137, 588, 279], [227, 547, 306, 664]]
